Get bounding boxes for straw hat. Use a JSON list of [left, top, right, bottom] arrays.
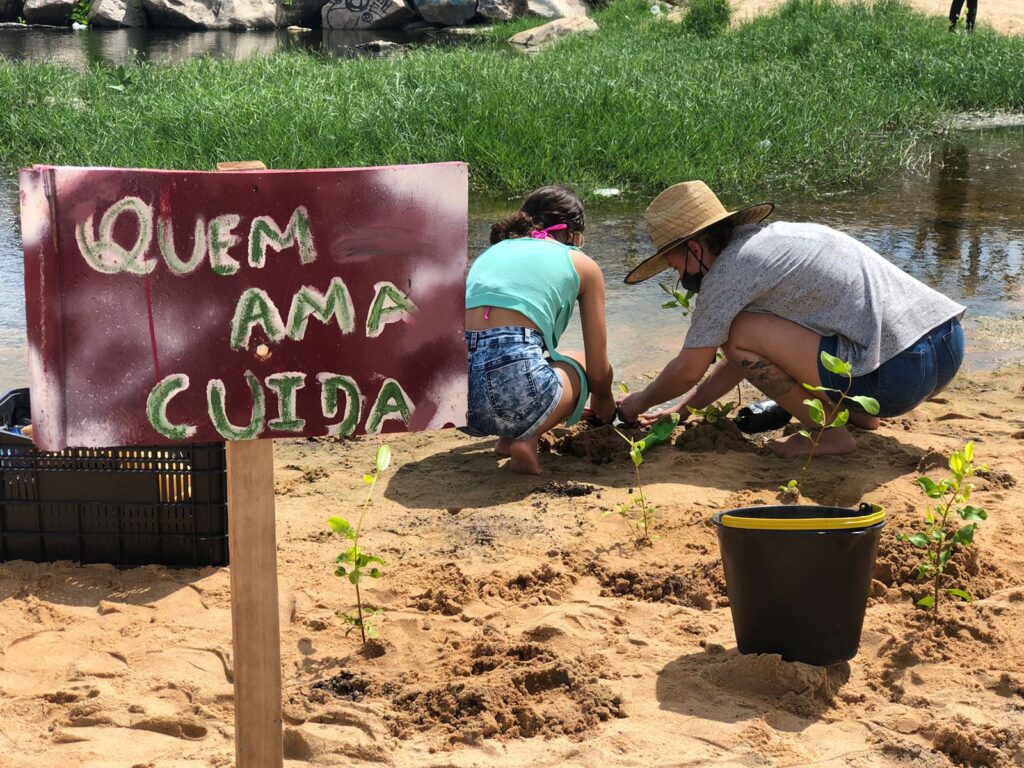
[[624, 181, 774, 284]]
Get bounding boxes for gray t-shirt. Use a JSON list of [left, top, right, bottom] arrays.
[[684, 222, 966, 375]]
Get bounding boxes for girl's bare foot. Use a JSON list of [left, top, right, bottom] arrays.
[[508, 439, 543, 475], [769, 427, 857, 458], [495, 437, 513, 456]]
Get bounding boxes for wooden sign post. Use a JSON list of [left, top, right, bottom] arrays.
[[20, 159, 469, 767], [216, 161, 282, 767]]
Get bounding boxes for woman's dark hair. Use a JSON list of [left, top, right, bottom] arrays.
[[696, 218, 737, 255], [489, 185, 586, 244]]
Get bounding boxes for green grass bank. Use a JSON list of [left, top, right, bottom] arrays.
[[1, 0, 1023, 198]]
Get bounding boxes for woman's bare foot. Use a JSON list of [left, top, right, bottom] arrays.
[[849, 411, 881, 430], [508, 439, 543, 475], [769, 427, 857, 458], [495, 437, 513, 456]]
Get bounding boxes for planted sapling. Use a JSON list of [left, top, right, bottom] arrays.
[[607, 428, 659, 545], [799, 351, 880, 473], [687, 400, 737, 427], [899, 442, 987, 616], [328, 444, 392, 645], [659, 279, 695, 317]]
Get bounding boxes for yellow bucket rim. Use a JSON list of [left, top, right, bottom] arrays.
[[719, 509, 886, 531]]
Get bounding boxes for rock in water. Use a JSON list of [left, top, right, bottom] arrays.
[[526, 0, 589, 19], [477, 0, 526, 21], [411, 0, 475, 25], [89, 0, 146, 28], [23, 0, 75, 25], [322, 0, 416, 29]]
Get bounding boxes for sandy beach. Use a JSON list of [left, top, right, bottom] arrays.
[[1, 363, 1022, 767], [730, 0, 1024, 35]]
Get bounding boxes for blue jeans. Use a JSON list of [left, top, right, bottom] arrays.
[[465, 327, 564, 440], [818, 317, 965, 419]]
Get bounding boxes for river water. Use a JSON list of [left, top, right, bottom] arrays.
[[0, 25, 441, 66], [1, 126, 1022, 395]]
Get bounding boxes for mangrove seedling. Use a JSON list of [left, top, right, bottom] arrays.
[[328, 443, 391, 645], [777, 479, 800, 503], [899, 442, 987, 616], [799, 351, 880, 473], [687, 400, 737, 428], [659, 279, 695, 318], [607, 427, 659, 545]]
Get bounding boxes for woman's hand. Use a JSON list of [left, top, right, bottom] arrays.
[[616, 392, 648, 424], [589, 389, 617, 425]]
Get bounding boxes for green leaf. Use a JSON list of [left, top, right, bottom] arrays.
[[819, 351, 852, 377], [916, 477, 945, 499], [963, 442, 974, 462], [348, 570, 361, 585], [365, 554, 385, 565], [907, 532, 930, 548], [629, 446, 643, 466], [334, 566, 347, 578], [363, 473, 375, 485], [849, 395, 880, 415], [327, 516, 352, 534], [939, 546, 955, 569], [661, 300, 679, 309], [376, 444, 392, 472], [369, 568, 383, 578], [960, 505, 987, 521], [917, 595, 935, 608], [803, 398, 825, 426], [366, 624, 380, 640], [829, 409, 850, 428], [618, 382, 630, 393], [953, 523, 976, 545], [949, 452, 965, 476], [802, 383, 838, 393], [945, 588, 972, 602]]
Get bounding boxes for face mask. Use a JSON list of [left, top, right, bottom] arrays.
[[679, 243, 709, 293], [680, 269, 704, 293]]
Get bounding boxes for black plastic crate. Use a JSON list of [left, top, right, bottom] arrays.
[[0, 430, 228, 567]]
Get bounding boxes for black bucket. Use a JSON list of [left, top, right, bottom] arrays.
[[712, 504, 885, 666]]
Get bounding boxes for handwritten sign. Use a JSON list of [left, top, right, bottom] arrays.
[[20, 163, 468, 451]]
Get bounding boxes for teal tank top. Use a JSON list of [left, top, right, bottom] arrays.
[[466, 238, 589, 426]]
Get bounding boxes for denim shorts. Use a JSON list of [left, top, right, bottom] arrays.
[[465, 327, 565, 440], [818, 317, 965, 419]]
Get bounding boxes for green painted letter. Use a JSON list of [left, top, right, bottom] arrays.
[[146, 373, 197, 440], [366, 378, 414, 434], [207, 371, 266, 440], [267, 372, 306, 432], [318, 373, 363, 437]]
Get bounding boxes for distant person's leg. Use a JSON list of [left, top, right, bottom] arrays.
[[948, 0, 965, 28], [965, 0, 977, 30]]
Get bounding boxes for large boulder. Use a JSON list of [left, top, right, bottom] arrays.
[[409, 0, 474, 25], [276, 0, 324, 27], [22, 0, 74, 24], [508, 14, 595, 48], [322, 0, 414, 29], [0, 0, 24, 22], [89, 0, 146, 26], [141, 0, 277, 28], [526, 0, 587, 18], [477, 0, 524, 21]]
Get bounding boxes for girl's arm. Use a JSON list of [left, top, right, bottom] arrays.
[[572, 251, 615, 422]]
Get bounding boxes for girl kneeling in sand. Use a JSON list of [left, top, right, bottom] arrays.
[[616, 181, 966, 457], [465, 186, 616, 474]]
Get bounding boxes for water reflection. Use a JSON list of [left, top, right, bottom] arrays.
[[0, 26, 435, 67], [1, 128, 1022, 393]]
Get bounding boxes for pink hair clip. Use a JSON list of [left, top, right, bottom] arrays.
[[529, 223, 568, 239]]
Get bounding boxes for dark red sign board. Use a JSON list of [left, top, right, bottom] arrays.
[[20, 163, 468, 451]]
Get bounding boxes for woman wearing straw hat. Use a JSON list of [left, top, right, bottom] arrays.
[[616, 181, 966, 458]]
